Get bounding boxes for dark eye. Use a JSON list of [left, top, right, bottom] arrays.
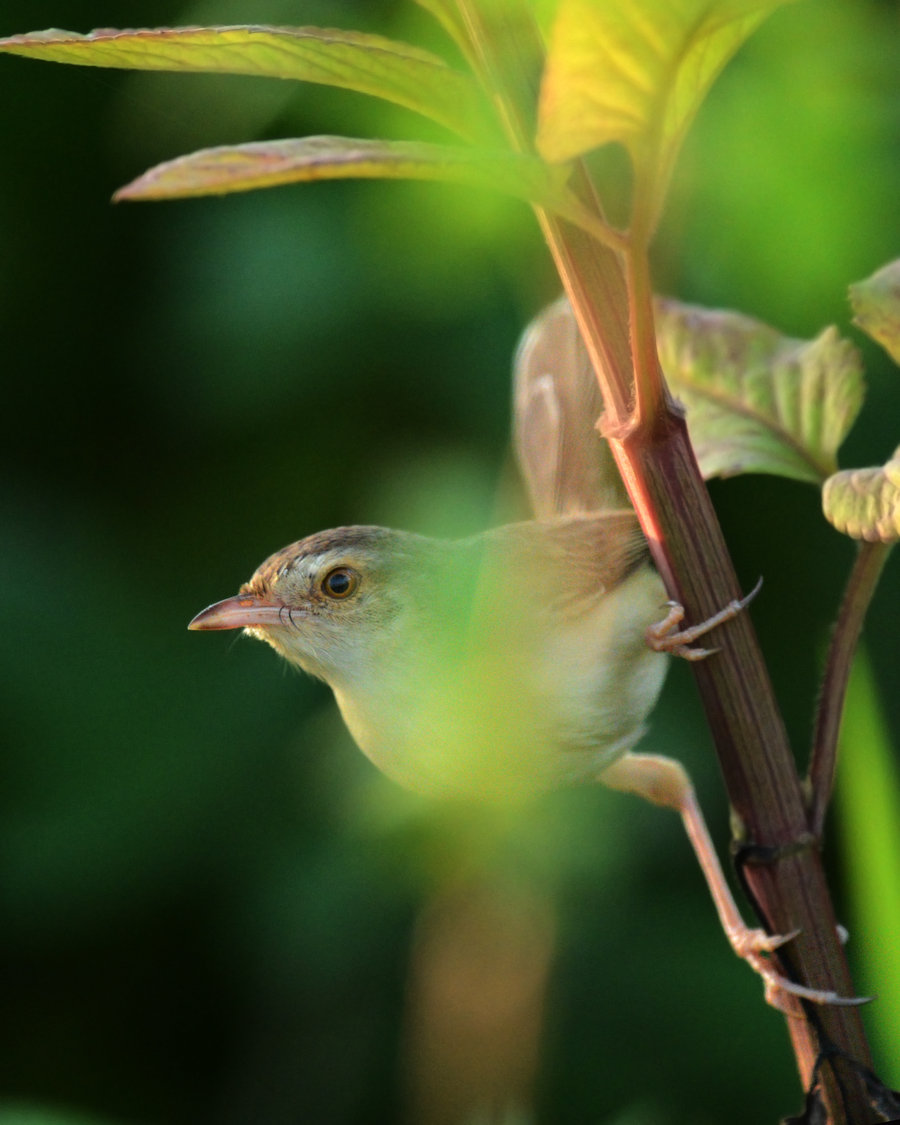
[[322, 566, 359, 599]]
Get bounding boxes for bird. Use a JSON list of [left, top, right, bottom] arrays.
[[188, 511, 667, 798], [189, 296, 855, 1009]]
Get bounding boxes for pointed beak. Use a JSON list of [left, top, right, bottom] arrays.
[[188, 593, 287, 631]]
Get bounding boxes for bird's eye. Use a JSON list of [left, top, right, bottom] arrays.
[[322, 566, 359, 599]]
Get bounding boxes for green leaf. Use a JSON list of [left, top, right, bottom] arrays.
[[849, 258, 900, 366], [836, 653, 900, 1068], [0, 25, 488, 141], [822, 447, 900, 542], [0, 1107, 120, 1125], [537, 0, 794, 232], [412, 0, 472, 57], [656, 299, 864, 483], [112, 135, 574, 207]]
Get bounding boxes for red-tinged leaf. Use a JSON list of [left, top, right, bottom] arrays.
[[657, 299, 864, 483], [0, 25, 488, 141], [112, 135, 574, 208], [823, 448, 900, 542], [537, 0, 794, 233], [849, 259, 900, 367]]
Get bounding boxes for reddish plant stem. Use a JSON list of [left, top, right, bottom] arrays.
[[808, 540, 892, 839], [452, 1, 877, 1120]]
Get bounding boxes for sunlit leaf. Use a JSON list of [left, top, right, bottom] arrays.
[[113, 135, 574, 207], [412, 0, 472, 57], [822, 447, 900, 542], [656, 299, 864, 483], [0, 25, 487, 141], [537, 0, 794, 231], [849, 259, 900, 366]]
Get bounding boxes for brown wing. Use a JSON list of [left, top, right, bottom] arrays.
[[513, 297, 629, 518], [477, 512, 650, 620]]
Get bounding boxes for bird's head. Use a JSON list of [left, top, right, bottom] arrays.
[[188, 525, 435, 682]]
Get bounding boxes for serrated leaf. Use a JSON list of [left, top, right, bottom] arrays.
[[537, 0, 793, 231], [0, 25, 487, 141], [656, 299, 864, 483], [822, 448, 900, 542], [112, 135, 573, 206], [849, 259, 900, 366]]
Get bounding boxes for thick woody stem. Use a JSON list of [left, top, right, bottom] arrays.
[[452, 2, 876, 1121]]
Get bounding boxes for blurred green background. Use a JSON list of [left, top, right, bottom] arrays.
[[1, 1, 899, 1123]]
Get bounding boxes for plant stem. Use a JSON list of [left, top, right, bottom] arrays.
[[452, 1, 877, 1120], [808, 540, 893, 839], [623, 239, 670, 430]]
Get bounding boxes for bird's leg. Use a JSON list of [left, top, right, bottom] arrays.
[[599, 752, 865, 1011], [647, 579, 763, 661]]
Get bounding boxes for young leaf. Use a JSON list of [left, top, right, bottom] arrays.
[[822, 448, 900, 542], [413, 0, 472, 58], [537, 0, 794, 233], [0, 25, 488, 141], [849, 259, 900, 366], [112, 135, 574, 207], [656, 299, 864, 484]]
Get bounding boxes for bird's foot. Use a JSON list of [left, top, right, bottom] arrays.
[[647, 579, 763, 661], [728, 923, 870, 1013]]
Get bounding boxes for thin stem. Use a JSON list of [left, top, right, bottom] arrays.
[[622, 241, 670, 431], [807, 540, 892, 839], [554, 197, 630, 254]]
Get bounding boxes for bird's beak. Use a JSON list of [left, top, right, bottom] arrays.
[[188, 594, 287, 631]]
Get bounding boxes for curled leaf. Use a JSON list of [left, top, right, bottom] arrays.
[[822, 447, 900, 542], [113, 135, 573, 206], [656, 299, 864, 483], [849, 258, 900, 366], [513, 296, 629, 516], [0, 25, 488, 141]]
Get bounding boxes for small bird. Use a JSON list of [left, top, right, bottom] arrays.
[[189, 298, 856, 1008], [189, 511, 667, 797]]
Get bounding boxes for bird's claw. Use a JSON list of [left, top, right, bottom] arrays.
[[735, 926, 801, 956], [731, 925, 871, 1012], [647, 579, 763, 661]]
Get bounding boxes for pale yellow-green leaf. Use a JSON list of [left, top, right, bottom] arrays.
[[656, 299, 864, 483], [537, 0, 794, 231], [112, 135, 573, 207], [822, 447, 900, 542], [412, 0, 471, 57], [0, 25, 487, 141], [849, 258, 900, 366]]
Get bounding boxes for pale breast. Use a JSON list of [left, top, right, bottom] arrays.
[[330, 558, 668, 798]]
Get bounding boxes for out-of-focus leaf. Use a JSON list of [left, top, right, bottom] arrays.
[[412, 0, 471, 57], [836, 653, 900, 1081], [537, 0, 794, 231], [849, 259, 900, 366], [656, 299, 864, 483], [822, 447, 900, 542], [0, 25, 487, 141], [0, 1104, 119, 1124], [513, 295, 629, 515], [112, 135, 574, 208]]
